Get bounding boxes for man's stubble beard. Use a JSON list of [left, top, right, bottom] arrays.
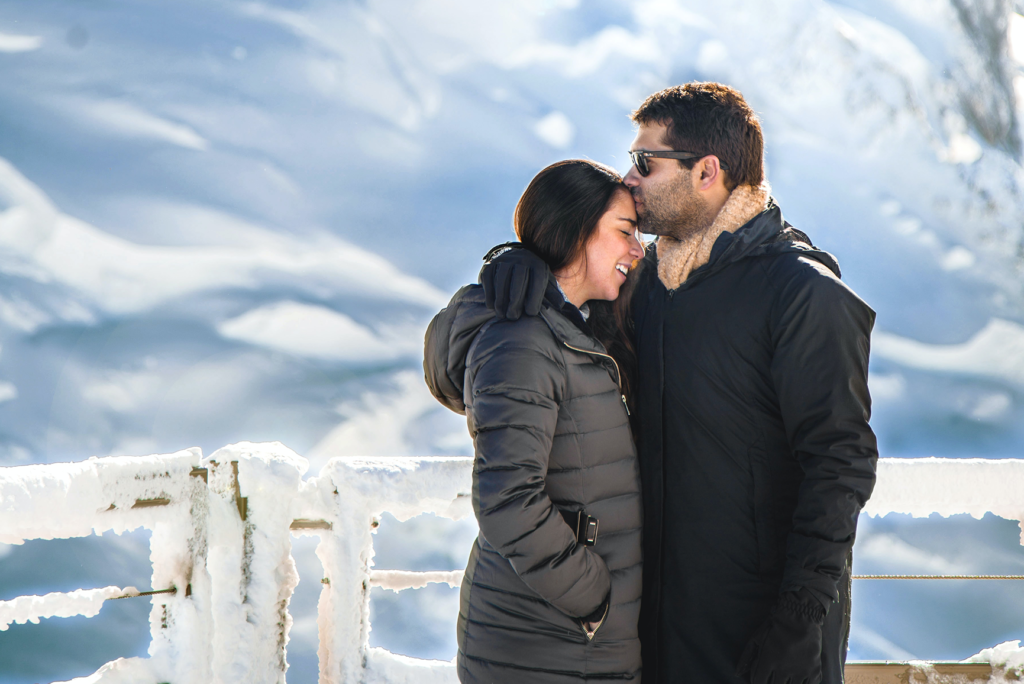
[[634, 168, 716, 241]]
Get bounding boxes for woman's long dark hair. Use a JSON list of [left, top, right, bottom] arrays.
[[513, 159, 639, 406], [514, 159, 623, 273]]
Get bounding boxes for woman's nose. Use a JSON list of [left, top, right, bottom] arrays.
[[629, 236, 644, 259]]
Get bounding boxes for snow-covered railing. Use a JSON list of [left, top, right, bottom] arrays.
[[865, 458, 1024, 541], [3, 449, 1024, 683], [0, 443, 472, 684]]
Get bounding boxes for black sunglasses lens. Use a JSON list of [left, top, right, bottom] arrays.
[[630, 153, 649, 176]]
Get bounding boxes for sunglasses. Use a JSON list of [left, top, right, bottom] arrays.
[[628, 150, 729, 176]]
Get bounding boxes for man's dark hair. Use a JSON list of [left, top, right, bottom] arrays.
[[631, 82, 763, 191]]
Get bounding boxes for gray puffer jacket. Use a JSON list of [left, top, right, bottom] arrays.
[[424, 281, 643, 683]]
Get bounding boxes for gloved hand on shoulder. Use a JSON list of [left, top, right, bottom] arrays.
[[479, 242, 550, 320], [735, 588, 826, 684]]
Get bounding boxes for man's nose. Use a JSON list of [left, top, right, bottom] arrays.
[[623, 166, 640, 187]]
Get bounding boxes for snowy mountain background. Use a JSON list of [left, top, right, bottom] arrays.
[[2, 0, 1024, 681]]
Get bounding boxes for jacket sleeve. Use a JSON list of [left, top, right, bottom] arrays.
[[769, 259, 878, 608], [466, 322, 611, 618]]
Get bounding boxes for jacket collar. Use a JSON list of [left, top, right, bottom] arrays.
[[537, 276, 609, 355], [644, 196, 842, 291]]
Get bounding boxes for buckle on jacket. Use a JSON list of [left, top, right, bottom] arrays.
[[561, 509, 599, 546]]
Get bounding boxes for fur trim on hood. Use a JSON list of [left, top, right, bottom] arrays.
[[656, 181, 771, 291]]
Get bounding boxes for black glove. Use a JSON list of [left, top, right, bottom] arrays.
[[736, 589, 826, 684], [479, 242, 550, 320]]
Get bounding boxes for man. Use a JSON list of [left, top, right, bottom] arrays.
[[477, 82, 878, 683]]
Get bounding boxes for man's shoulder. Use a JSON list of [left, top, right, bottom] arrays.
[[762, 250, 842, 284], [759, 251, 874, 324], [747, 217, 841, 278]]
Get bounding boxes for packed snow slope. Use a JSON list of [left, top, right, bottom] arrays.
[[1, 0, 1024, 681]]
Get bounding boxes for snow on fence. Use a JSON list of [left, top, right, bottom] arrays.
[[2, 447, 1024, 683], [0, 442, 472, 684]]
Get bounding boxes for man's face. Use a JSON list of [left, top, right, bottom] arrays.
[[624, 122, 713, 240]]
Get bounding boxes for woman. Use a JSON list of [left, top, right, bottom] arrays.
[[424, 159, 645, 683]]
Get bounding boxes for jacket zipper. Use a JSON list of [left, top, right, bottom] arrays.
[[561, 342, 630, 416]]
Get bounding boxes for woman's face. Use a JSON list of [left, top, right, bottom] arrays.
[[560, 189, 644, 304]]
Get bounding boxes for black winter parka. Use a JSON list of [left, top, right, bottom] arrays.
[[632, 202, 878, 683], [424, 282, 643, 683]]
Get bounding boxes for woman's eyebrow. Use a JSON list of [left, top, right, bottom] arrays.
[[620, 217, 637, 226]]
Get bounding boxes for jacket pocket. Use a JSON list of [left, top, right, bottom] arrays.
[[579, 599, 610, 641]]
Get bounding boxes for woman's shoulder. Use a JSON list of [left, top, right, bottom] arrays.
[[471, 307, 561, 358], [467, 310, 568, 399]]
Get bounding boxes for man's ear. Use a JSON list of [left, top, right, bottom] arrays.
[[696, 156, 725, 191]]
